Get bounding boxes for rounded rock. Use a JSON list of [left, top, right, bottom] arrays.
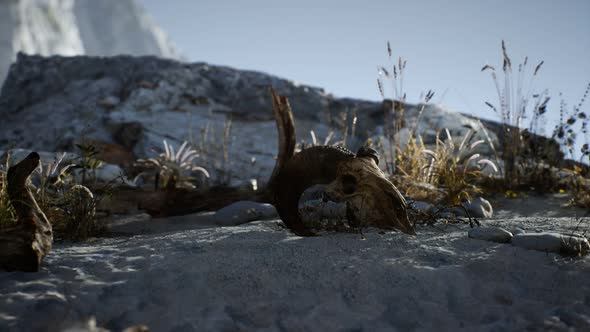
[[468, 227, 513, 243], [214, 201, 278, 226], [512, 232, 590, 255], [409, 201, 435, 214], [462, 197, 493, 218]]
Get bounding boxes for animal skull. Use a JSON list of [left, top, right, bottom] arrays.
[[322, 155, 415, 234], [269, 88, 414, 235], [274, 145, 415, 235]]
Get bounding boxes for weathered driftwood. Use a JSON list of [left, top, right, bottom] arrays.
[[0, 152, 53, 272], [105, 186, 262, 217]]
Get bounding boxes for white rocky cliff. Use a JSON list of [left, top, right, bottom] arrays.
[[0, 0, 179, 85]]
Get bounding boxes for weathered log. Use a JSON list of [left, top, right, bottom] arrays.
[[102, 186, 263, 217], [0, 152, 53, 272]]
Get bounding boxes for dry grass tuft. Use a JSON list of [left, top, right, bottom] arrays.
[[394, 128, 497, 205], [378, 42, 496, 205], [30, 152, 105, 241], [0, 151, 106, 241]]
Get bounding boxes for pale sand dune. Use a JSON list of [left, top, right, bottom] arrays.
[[1, 212, 589, 331]]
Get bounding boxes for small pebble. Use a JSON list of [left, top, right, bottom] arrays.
[[410, 201, 435, 214]]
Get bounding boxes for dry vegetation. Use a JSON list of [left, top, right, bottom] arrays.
[[0, 150, 111, 241], [371, 40, 590, 211], [0, 156, 16, 229], [375, 42, 498, 207], [1, 40, 588, 243]]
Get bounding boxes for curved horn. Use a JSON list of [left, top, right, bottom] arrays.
[[267, 87, 296, 191], [268, 87, 356, 235], [268, 88, 412, 236]]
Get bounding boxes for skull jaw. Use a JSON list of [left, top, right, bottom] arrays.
[[298, 186, 409, 234], [326, 187, 416, 235], [298, 185, 359, 233]]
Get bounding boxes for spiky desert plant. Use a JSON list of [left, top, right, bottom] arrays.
[[482, 40, 549, 188], [136, 140, 210, 189]]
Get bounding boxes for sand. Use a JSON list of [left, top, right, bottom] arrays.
[[0, 197, 589, 331]]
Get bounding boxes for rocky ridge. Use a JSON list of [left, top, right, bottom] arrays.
[[0, 53, 497, 186]]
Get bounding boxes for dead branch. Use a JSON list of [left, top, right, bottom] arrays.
[[267, 87, 297, 198]]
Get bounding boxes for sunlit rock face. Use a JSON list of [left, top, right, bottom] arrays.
[[0, 0, 179, 84], [73, 0, 179, 59]]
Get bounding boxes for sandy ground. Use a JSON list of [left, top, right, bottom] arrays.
[[0, 196, 589, 331]]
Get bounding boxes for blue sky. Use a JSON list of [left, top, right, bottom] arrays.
[[139, 0, 589, 132]]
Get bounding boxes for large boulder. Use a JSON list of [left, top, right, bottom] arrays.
[[0, 54, 502, 185]]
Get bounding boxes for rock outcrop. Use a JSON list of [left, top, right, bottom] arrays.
[[0, 54, 497, 185]]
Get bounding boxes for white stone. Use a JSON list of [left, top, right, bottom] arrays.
[[462, 197, 493, 218], [510, 228, 526, 235], [410, 201, 435, 214], [511, 232, 590, 255], [468, 227, 513, 243], [214, 201, 278, 226]]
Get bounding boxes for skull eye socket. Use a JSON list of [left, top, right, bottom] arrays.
[[341, 175, 357, 195]]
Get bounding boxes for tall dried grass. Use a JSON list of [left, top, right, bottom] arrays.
[[482, 40, 549, 188], [378, 42, 497, 204]]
